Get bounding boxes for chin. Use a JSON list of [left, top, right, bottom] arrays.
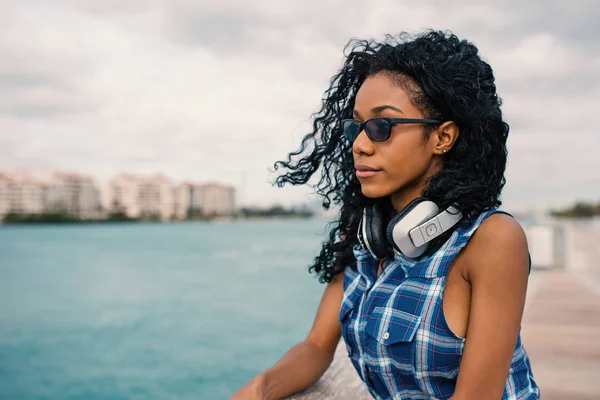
[[359, 183, 392, 199]]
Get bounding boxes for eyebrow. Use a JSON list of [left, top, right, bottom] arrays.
[[353, 104, 404, 117]]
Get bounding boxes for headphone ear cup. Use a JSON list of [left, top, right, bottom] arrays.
[[385, 213, 404, 253], [365, 204, 391, 259]]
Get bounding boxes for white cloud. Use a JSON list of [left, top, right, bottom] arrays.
[[491, 33, 594, 80]]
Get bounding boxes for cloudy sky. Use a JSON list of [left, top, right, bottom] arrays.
[[1, 0, 598, 211]]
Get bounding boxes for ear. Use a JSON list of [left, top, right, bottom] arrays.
[[432, 121, 459, 155]]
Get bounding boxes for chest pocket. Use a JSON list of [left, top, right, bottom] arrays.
[[365, 306, 421, 374]]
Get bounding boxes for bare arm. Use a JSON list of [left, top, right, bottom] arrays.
[[231, 272, 345, 400], [451, 214, 530, 400]]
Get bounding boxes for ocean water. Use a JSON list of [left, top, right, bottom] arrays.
[[0, 219, 332, 400]]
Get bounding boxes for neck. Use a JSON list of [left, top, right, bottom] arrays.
[[389, 190, 422, 212], [390, 159, 443, 212], [389, 176, 431, 212]]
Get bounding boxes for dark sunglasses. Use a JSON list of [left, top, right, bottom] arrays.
[[342, 117, 442, 142]]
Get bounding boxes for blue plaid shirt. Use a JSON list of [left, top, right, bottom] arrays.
[[339, 210, 540, 399]]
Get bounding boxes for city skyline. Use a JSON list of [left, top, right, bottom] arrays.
[[1, 1, 599, 213], [0, 169, 238, 221]]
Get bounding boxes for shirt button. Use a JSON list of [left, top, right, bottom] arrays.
[[383, 332, 390, 340]]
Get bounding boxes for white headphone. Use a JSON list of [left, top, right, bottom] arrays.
[[357, 197, 463, 259]]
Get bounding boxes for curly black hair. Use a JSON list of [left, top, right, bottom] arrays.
[[273, 30, 509, 283]]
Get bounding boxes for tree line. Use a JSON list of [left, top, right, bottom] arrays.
[[550, 201, 600, 218]]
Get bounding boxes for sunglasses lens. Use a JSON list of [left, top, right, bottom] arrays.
[[365, 118, 391, 141], [343, 120, 362, 142]]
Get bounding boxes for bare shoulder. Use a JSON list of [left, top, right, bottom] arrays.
[[471, 212, 527, 249], [463, 212, 529, 280]]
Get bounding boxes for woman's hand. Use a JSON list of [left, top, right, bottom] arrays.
[[230, 374, 268, 400]]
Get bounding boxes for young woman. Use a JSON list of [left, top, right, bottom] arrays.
[[231, 30, 539, 400]]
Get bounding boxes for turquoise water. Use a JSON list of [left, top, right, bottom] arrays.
[[0, 219, 331, 400]]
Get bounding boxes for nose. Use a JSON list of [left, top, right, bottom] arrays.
[[352, 129, 375, 156]]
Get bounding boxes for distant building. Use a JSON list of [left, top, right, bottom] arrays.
[[174, 183, 194, 219], [0, 170, 102, 219], [0, 171, 45, 217], [203, 183, 236, 216], [103, 173, 174, 221], [174, 182, 236, 219], [40, 171, 102, 219], [0, 178, 8, 217]]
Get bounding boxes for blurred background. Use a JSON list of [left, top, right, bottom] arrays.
[[0, 0, 598, 399]]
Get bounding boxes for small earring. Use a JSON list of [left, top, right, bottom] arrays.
[[442, 149, 447, 153]]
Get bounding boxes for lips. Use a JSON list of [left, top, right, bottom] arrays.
[[355, 164, 382, 178]]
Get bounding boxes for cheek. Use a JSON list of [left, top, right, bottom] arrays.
[[357, 133, 432, 198], [383, 139, 427, 177]]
